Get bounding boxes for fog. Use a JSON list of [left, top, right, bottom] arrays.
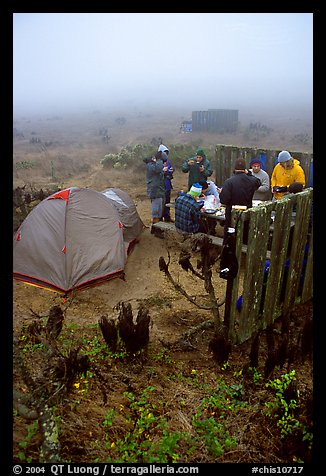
[[13, 13, 313, 118]]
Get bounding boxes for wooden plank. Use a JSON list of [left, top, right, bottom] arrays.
[[226, 215, 245, 343], [301, 227, 313, 302], [240, 206, 272, 341], [262, 199, 295, 326], [151, 221, 267, 257], [151, 221, 224, 248], [283, 190, 313, 312], [215, 145, 224, 185], [151, 221, 175, 232]]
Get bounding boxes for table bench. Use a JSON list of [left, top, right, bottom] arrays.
[[151, 221, 224, 247], [151, 221, 271, 257]]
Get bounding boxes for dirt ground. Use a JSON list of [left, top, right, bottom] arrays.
[[12, 109, 313, 465]]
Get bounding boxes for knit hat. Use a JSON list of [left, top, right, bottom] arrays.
[[234, 158, 246, 171], [188, 183, 202, 197], [158, 144, 169, 155], [196, 148, 205, 157], [278, 150, 292, 163], [250, 158, 262, 167]]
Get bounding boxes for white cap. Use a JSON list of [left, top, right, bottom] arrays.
[[158, 144, 169, 153]]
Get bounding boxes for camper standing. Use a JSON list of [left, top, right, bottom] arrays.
[[182, 148, 213, 190], [144, 150, 166, 232], [158, 144, 174, 222]]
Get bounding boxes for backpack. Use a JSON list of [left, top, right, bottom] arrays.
[[219, 229, 239, 280]]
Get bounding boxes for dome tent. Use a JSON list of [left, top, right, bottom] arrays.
[[13, 187, 144, 294], [101, 187, 144, 252]]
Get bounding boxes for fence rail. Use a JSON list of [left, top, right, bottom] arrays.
[[214, 144, 313, 187]]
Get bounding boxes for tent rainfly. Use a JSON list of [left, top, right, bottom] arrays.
[[13, 187, 144, 294]]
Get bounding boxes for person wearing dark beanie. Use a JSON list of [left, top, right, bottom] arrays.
[[249, 158, 272, 201]]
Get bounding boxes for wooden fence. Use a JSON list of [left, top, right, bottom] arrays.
[[214, 144, 313, 187], [224, 188, 313, 344]]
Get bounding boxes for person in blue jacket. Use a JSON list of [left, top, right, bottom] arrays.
[[158, 144, 174, 222]]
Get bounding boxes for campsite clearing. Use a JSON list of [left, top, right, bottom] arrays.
[[12, 109, 313, 464]]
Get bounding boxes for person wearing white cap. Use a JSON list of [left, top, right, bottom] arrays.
[[158, 144, 174, 222], [271, 150, 306, 200], [158, 144, 169, 154], [175, 183, 207, 234]]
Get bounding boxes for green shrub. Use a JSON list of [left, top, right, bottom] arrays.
[[100, 144, 216, 170]]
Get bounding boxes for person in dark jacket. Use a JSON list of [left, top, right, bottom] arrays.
[[182, 148, 213, 190], [144, 150, 166, 232], [219, 158, 261, 243]]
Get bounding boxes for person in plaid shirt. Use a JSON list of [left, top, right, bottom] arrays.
[[175, 183, 207, 234]]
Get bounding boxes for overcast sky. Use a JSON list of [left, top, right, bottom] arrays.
[[13, 13, 313, 116]]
